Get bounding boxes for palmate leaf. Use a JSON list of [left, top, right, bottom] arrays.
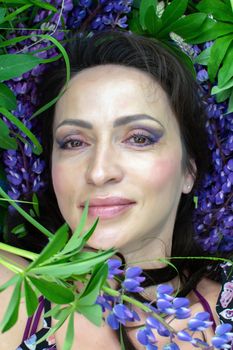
[[157, 0, 188, 38], [76, 304, 102, 327], [36, 307, 72, 345], [211, 78, 233, 95], [0, 53, 42, 81], [0, 274, 19, 292], [139, 0, 157, 30], [0, 275, 22, 332], [63, 312, 75, 350], [0, 118, 17, 150], [30, 249, 115, 278], [78, 263, 108, 306], [28, 223, 69, 269], [0, 83, 17, 110], [196, 0, 233, 23], [215, 88, 232, 103], [218, 42, 233, 88], [28, 276, 74, 304], [194, 46, 211, 65], [60, 200, 89, 255], [208, 34, 233, 81], [24, 278, 38, 316], [61, 218, 99, 258]]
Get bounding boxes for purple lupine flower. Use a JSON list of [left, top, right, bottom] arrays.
[[187, 312, 213, 332], [107, 258, 124, 279], [95, 294, 113, 312], [107, 303, 140, 329], [122, 266, 145, 293], [211, 323, 233, 349], [136, 326, 158, 348]]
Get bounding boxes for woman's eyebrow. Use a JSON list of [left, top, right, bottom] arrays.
[[55, 114, 163, 131]]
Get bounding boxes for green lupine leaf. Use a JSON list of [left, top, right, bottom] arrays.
[[171, 13, 208, 39], [0, 7, 6, 22], [0, 35, 37, 48], [36, 307, 71, 344], [215, 88, 232, 103], [60, 201, 89, 255], [78, 263, 108, 306], [28, 223, 69, 269], [160, 0, 188, 29], [63, 312, 75, 350], [194, 46, 211, 65], [28, 0, 57, 11], [0, 4, 32, 24], [208, 35, 233, 81], [0, 53, 42, 81], [144, 5, 162, 35], [0, 118, 17, 150], [30, 249, 115, 277], [11, 223, 27, 237], [66, 218, 99, 255], [139, 0, 157, 30], [197, 0, 233, 23], [44, 304, 61, 319], [32, 192, 40, 217], [29, 276, 74, 304], [70, 251, 98, 261], [218, 42, 233, 88], [0, 83, 17, 110], [0, 108, 42, 155], [24, 278, 38, 316], [76, 304, 102, 326], [128, 10, 145, 35], [0, 275, 22, 332], [211, 78, 233, 94], [187, 22, 233, 44], [0, 187, 53, 239], [0, 274, 19, 292], [227, 90, 233, 113]]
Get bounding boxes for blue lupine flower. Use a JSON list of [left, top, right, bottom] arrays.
[[107, 258, 123, 279], [122, 266, 145, 292]]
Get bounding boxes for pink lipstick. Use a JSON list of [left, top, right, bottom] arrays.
[[80, 197, 136, 219]]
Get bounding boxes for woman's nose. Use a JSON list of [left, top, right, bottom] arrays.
[[85, 144, 124, 186]]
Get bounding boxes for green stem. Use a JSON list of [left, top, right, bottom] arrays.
[[0, 243, 38, 261], [0, 257, 23, 274]]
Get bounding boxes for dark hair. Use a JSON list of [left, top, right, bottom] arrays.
[[5, 30, 222, 349]]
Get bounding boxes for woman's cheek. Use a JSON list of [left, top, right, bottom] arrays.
[[141, 156, 183, 189], [52, 163, 70, 197]]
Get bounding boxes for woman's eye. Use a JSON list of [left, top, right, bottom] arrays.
[[58, 138, 87, 149], [125, 132, 159, 147]]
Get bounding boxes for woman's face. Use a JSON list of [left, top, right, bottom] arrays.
[[52, 64, 194, 262]]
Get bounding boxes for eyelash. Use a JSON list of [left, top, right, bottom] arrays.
[[58, 131, 159, 150]]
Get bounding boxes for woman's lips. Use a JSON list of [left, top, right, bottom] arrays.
[[80, 197, 136, 219]]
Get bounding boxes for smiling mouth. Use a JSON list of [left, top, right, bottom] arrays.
[[80, 196, 136, 219], [81, 203, 136, 219]]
